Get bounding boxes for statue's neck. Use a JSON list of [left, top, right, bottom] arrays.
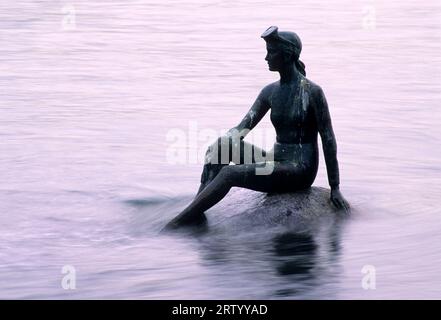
[[279, 64, 301, 84]]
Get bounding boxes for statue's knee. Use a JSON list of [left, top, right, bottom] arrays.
[[205, 136, 230, 165], [218, 135, 233, 148]]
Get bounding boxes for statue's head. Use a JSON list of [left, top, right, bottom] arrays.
[[261, 26, 305, 76]]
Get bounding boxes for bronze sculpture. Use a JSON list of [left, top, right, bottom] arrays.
[[165, 26, 349, 230]]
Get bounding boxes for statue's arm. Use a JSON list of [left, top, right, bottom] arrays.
[[227, 86, 271, 139], [313, 86, 340, 189], [313, 85, 349, 210]]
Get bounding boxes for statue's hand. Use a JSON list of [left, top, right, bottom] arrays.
[[330, 188, 350, 211], [225, 127, 247, 140]]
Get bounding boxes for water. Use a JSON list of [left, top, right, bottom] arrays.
[[1, 0, 440, 299]]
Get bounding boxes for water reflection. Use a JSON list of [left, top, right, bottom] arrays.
[[272, 232, 317, 277], [192, 206, 345, 299]]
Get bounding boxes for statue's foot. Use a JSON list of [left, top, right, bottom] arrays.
[[161, 212, 207, 232]]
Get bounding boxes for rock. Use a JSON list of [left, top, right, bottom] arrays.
[[208, 186, 344, 231]]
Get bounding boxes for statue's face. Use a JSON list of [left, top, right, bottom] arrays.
[[265, 42, 284, 71]]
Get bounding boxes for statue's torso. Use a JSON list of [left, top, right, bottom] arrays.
[[269, 79, 318, 145], [267, 79, 319, 175]]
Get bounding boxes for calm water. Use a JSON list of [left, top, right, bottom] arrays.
[[1, 0, 440, 299]]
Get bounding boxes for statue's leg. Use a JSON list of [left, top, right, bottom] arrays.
[[166, 165, 236, 229], [164, 161, 291, 230], [196, 137, 269, 195], [197, 163, 226, 195]]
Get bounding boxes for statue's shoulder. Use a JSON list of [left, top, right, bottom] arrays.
[[302, 78, 328, 110], [301, 77, 323, 96], [300, 78, 328, 114], [259, 81, 278, 100], [262, 81, 279, 93]]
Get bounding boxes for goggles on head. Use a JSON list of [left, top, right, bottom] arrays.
[[261, 26, 297, 48]]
